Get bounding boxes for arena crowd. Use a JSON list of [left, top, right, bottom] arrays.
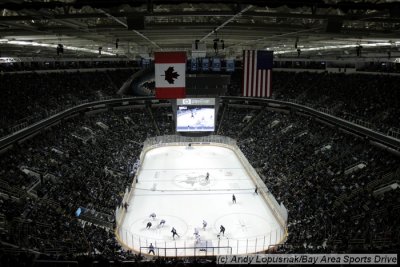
[[0, 69, 134, 137], [0, 68, 399, 266]]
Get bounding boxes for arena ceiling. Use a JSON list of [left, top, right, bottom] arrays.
[[1, 0, 400, 59]]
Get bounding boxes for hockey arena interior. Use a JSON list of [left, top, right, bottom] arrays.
[[1, 0, 400, 266]]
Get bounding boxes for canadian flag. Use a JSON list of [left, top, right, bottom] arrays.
[[155, 52, 186, 99]]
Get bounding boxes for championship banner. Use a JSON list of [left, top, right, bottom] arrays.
[[226, 59, 235, 72], [155, 52, 186, 99], [212, 57, 221, 71]]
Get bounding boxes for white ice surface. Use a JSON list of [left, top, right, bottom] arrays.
[[118, 145, 284, 256]]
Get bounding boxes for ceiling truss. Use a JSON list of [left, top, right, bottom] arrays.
[[0, 0, 399, 59]]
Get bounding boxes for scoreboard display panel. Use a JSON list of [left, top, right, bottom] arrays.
[[176, 98, 215, 132]]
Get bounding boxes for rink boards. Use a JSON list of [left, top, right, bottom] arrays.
[[116, 143, 286, 256]]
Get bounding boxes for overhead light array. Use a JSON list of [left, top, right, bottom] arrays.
[[0, 40, 116, 56], [273, 41, 400, 55]]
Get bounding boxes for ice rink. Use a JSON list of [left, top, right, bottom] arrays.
[[118, 145, 285, 256]]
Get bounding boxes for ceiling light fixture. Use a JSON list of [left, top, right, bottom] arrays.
[[0, 40, 116, 56], [273, 42, 397, 55]]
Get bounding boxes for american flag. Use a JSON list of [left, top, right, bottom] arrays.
[[242, 50, 273, 97]]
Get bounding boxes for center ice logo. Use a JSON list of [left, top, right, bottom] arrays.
[[175, 172, 210, 188], [181, 175, 197, 186]]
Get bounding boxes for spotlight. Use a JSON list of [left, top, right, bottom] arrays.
[[356, 45, 362, 57], [56, 44, 63, 55], [213, 38, 218, 54]]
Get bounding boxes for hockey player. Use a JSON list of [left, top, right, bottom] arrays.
[[146, 222, 152, 229], [205, 172, 209, 181], [232, 194, 236, 204], [149, 212, 156, 220], [195, 234, 201, 244], [171, 227, 180, 239], [219, 225, 225, 236], [148, 243, 155, 255], [193, 228, 199, 236], [202, 220, 207, 230], [255, 186, 258, 195], [159, 219, 166, 227]]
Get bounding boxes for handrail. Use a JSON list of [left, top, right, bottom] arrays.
[[1, 96, 399, 152]]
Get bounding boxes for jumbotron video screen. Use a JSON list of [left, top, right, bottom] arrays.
[[176, 98, 215, 132]]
